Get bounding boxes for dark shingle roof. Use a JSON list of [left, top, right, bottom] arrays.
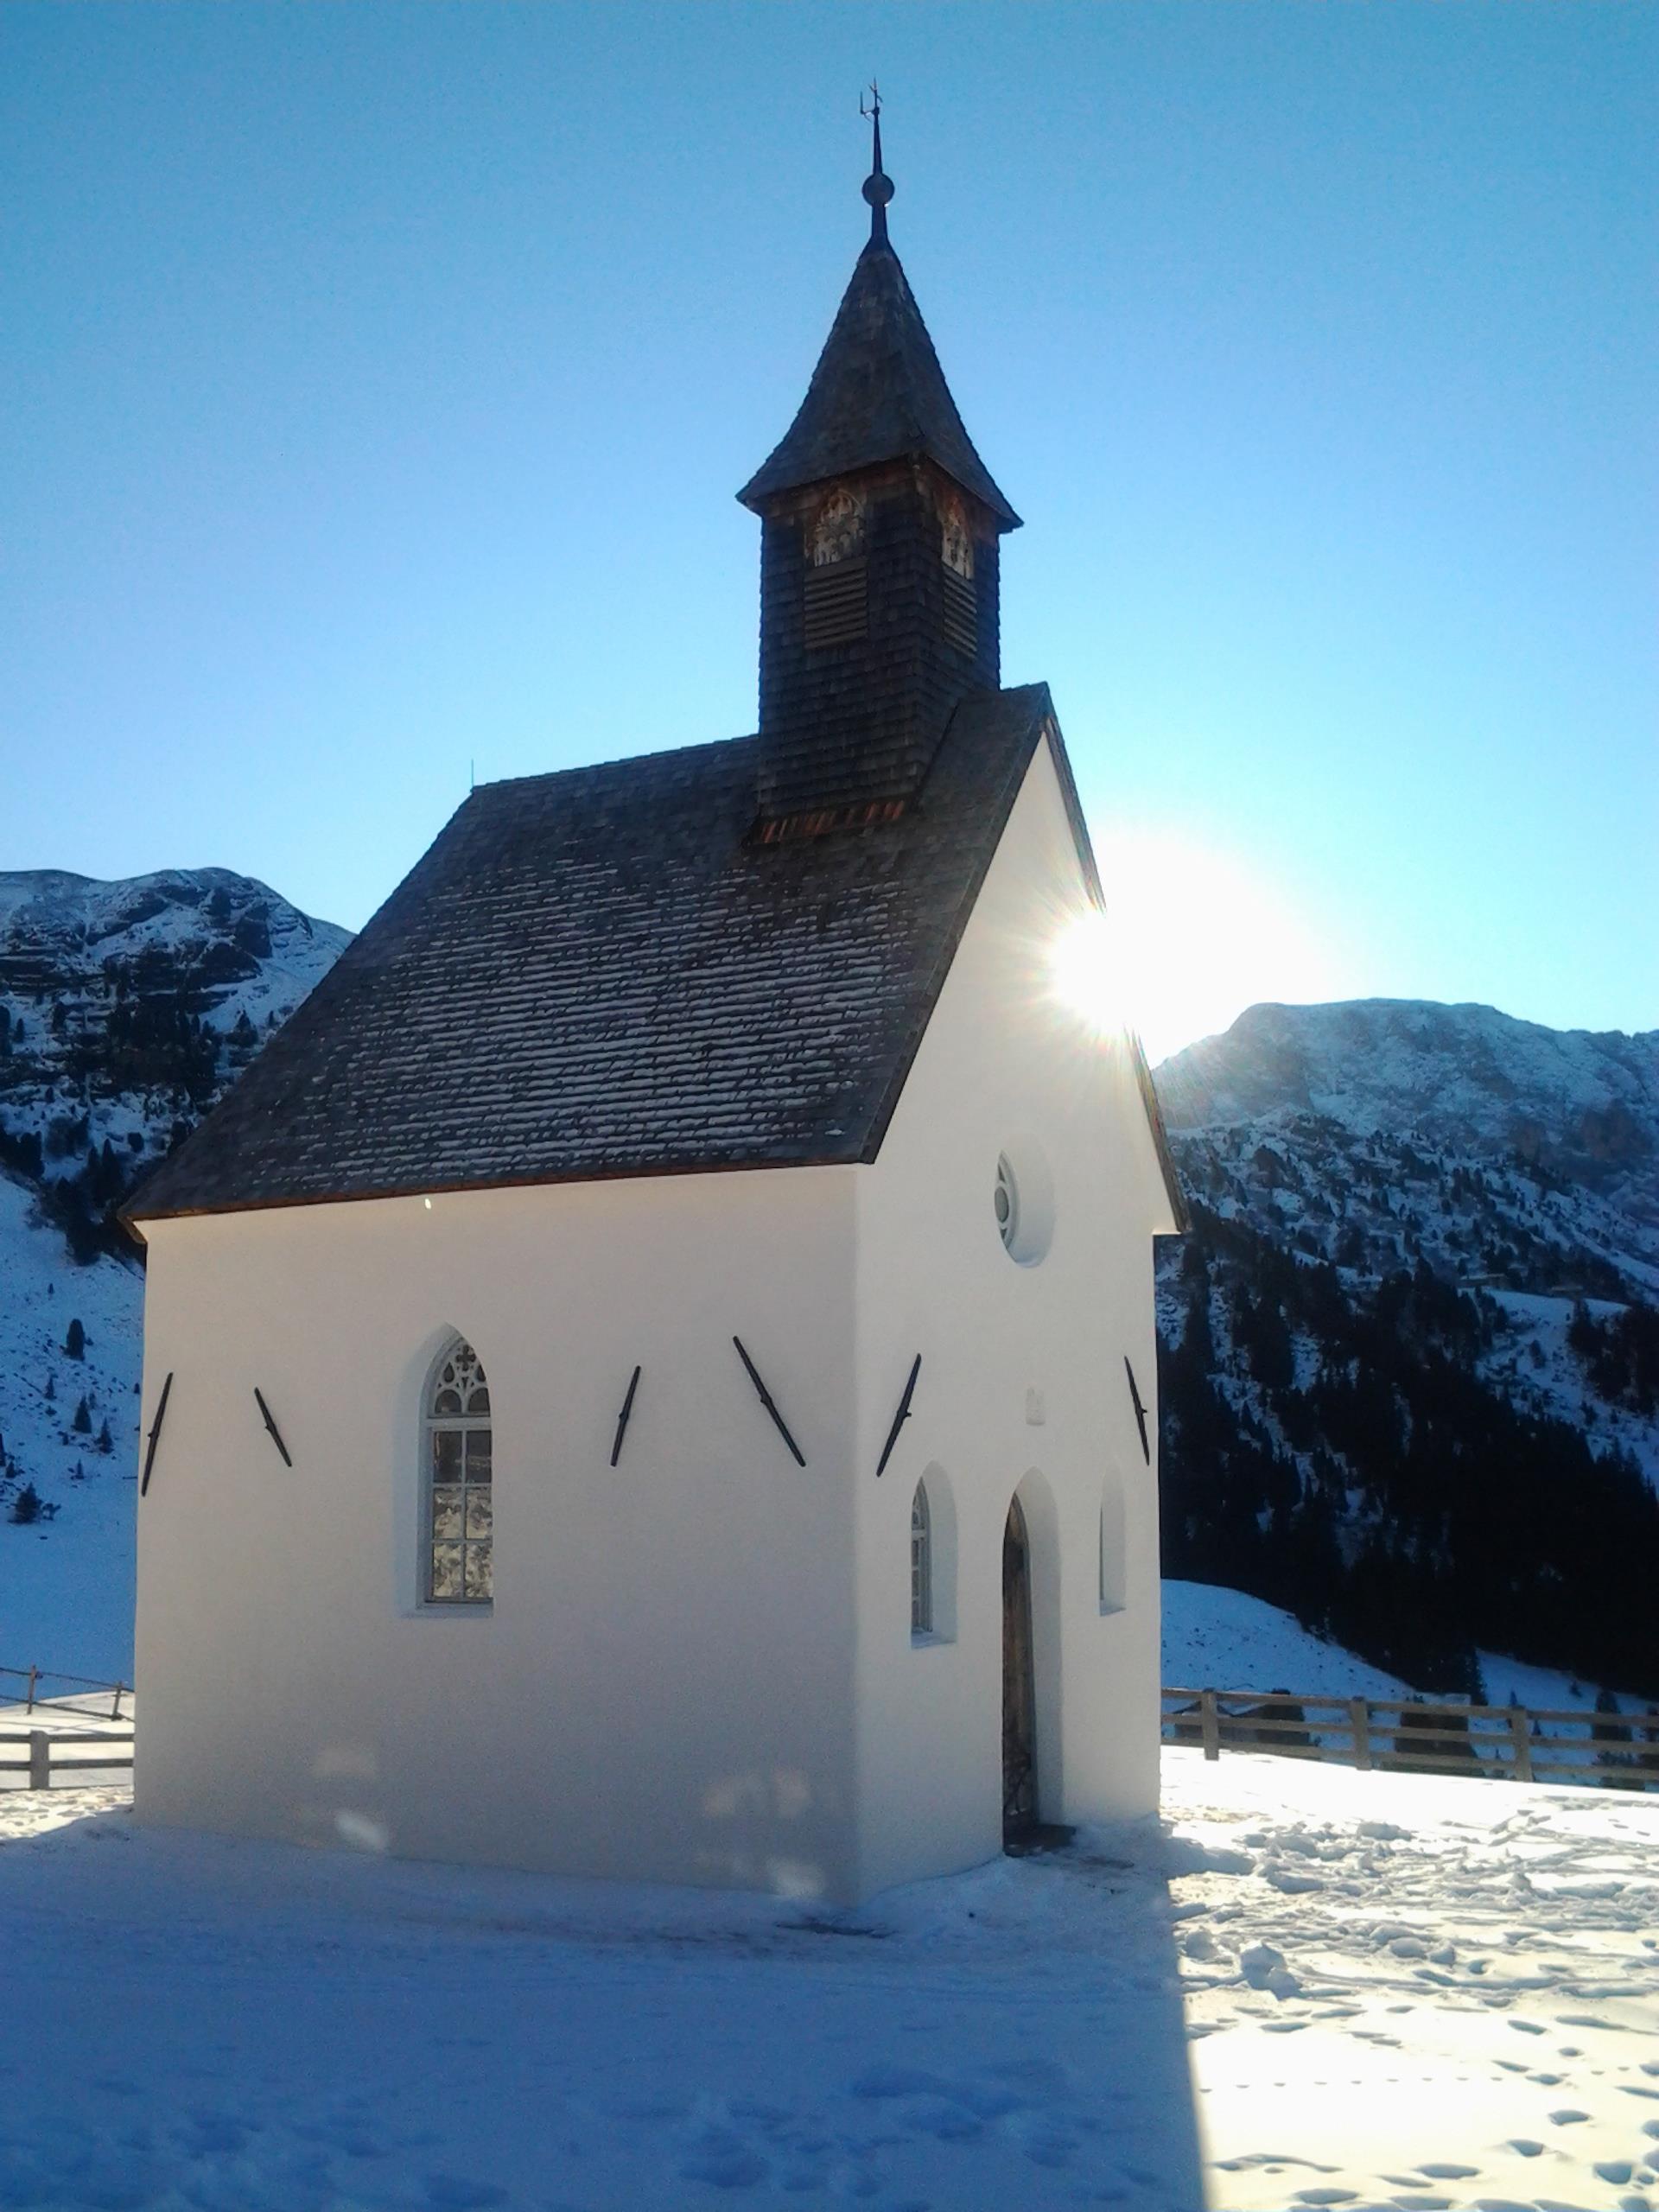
[[738, 238, 1020, 528], [129, 686, 1068, 1221]]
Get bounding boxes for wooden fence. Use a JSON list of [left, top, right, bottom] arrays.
[[6, 1683, 1656, 1795], [0, 1664, 130, 1719], [1163, 1687, 1659, 1789], [0, 1726, 134, 1789]]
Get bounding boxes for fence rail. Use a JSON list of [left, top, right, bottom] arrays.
[[1163, 1687, 1659, 1790], [0, 1664, 129, 1719]]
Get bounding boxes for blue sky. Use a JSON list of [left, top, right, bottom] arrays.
[[3, 2, 1653, 1059]]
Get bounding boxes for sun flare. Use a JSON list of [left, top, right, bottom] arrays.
[[1047, 830, 1351, 1065]]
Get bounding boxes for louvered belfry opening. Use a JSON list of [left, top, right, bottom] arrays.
[[803, 552, 868, 651], [737, 202, 1020, 839]]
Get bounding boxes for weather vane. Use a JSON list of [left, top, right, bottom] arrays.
[[860, 79, 893, 242]]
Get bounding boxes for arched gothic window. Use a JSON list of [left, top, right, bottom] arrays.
[[910, 1480, 932, 1637], [425, 1339, 492, 1605]]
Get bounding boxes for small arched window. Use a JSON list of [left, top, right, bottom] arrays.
[[911, 1480, 932, 1637], [425, 1339, 492, 1605]]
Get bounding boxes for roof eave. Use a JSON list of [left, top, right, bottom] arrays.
[[735, 450, 1021, 531]]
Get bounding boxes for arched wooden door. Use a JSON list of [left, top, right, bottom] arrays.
[[1002, 1496, 1037, 1839]]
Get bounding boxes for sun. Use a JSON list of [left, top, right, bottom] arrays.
[[1047, 829, 1351, 1065]]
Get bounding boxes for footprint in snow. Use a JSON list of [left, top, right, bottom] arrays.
[[1266, 1869, 1325, 1896], [1547, 2108, 1590, 2126], [1503, 2138, 1544, 2156], [907, 2099, 982, 2143], [676, 2135, 769, 2190], [423, 2178, 507, 2210], [1415, 2164, 1478, 2178], [1594, 2161, 1634, 2184]]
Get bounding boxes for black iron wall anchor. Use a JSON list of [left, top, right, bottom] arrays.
[[875, 1353, 921, 1478], [253, 1387, 293, 1468], [610, 1364, 642, 1468], [732, 1336, 805, 1467], [139, 1370, 174, 1497], [1124, 1356, 1151, 1466]]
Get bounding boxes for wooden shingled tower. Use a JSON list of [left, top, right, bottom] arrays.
[[739, 102, 1021, 839]]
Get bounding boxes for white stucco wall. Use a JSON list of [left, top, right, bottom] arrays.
[[135, 1167, 863, 1899], [851, 734, 1171, 1898]]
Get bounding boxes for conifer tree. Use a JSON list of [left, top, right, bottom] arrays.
[[72, 1395, 92, 1434], [64, 1317, 86, 1359]]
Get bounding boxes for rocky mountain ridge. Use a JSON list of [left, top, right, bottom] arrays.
[[1158, 998, 1659, 1242], [0, 867, 349, 1256]]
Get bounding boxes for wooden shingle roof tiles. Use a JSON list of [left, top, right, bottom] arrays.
[[130, 685, 1062, 1220], [737, 237, 1020, 529]]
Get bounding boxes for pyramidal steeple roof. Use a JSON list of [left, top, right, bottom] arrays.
[[738, 120, 1020, 529]]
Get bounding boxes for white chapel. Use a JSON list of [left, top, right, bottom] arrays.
[[125, 125, 1185, 1907]]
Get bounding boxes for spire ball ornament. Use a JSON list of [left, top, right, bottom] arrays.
[[863, 168, 895, 211]]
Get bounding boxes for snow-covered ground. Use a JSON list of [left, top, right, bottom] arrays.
[[2, 1750, 1654, 2212]]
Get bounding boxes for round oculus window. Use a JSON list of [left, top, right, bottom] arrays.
[[993, 1141, 1054, 1265], [995, 1154, 1020, 1254]]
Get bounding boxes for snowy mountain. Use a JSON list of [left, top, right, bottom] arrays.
[[0, 868, 349, 1676], [1154, 1000, 1659, 1705], [1158, 999, 1659, 1238], [8, 900, 1656, 1709]]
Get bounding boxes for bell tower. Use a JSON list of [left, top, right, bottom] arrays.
[[738, 101, 1021, 837]]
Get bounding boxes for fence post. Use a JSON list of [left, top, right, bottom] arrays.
[[25, 1665, 38, 1714], [1350, 1698, 1371, 1772], [1199, 1689, 1221, 1763], [111, 1683, 124, 1722], [1508, 1707, 1534, 1784], [28, 1732, 49, 1790]]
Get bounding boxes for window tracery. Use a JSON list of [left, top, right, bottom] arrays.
[[425, 1339, 492, 1605], [911, 1480, 932, 1637]]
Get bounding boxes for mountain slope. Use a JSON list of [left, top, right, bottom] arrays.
[[0, 868, 350, 1677], [1154, 1001, 1659, 1702]]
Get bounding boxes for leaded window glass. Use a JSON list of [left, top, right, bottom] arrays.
[[425, 1340, 492, 1605], [911, 1480, 932, 1637]]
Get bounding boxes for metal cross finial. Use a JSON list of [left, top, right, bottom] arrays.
[[860, 80, 893, 244]]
